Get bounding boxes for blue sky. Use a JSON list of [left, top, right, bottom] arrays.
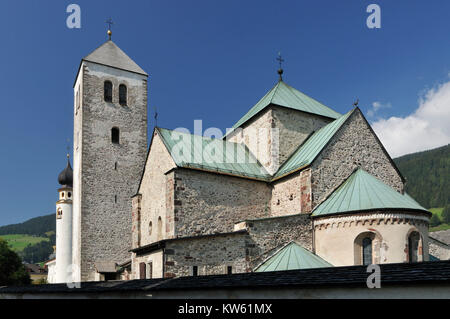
[[0, 0, 449, 225]]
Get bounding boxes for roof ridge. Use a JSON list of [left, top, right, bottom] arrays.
[[226, 81, 341, 137], [268, 81, 282, 104]]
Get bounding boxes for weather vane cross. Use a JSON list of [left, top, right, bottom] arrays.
[[106, 18, 114, 40], [276, 52, 284, 69], [276, 52, 285, 81], [66, 138, 71, 159]]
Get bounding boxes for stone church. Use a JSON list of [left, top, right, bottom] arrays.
[[51, 35, 438, 283]]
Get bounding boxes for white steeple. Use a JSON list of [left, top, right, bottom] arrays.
[[55, 155, 73, 283]]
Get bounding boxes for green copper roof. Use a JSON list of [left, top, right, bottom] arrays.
[[254, 242, 333, 272], [274, 109, 354, 179], [157, 128, 271, 180], [312, 168, 429, 217], [228, 81, 341, 134]]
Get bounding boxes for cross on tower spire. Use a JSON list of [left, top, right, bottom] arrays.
[[276, 52, 285, 81], [66, 138, 71, 160], [106, 18, 114, 40]]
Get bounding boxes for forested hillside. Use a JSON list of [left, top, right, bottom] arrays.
[[0, 214, 55, 263], [394, 144, 449, 208], [0, 213, 55, 237]]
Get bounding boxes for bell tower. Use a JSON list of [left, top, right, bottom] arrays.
[[55, 155, 73, 283], [72, 33, 148, 282]]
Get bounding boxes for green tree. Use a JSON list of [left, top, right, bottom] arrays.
[[21, 240, 53, 263], [442, 205, 450, 224], [430, 213, 441, 227], [0, 238, 31, 286]]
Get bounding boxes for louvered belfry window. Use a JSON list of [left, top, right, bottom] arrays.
[[104, 81, 113, 102], [119, 84, 127, 106]]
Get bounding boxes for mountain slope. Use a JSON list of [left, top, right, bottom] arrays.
[[0, 213, 55, 237], [394, 144, 449, 208]]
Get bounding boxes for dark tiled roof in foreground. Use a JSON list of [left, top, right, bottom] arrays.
[[1, 261, 450, 294]]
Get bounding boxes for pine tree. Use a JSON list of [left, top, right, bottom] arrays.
[[0, 238, 31, 286], [430, 213, 441, 227]]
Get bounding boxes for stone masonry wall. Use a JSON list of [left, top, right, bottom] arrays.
[[164, 233, 248, 278], [272, 106, 332, 165], [271, 168, 312, 216], [227, 108, 279, 174], [311, 109, 404, 209], [244, 214, 313, 269], [133, 215, 312, 278], [173, 168, 272, 237], [271, 172, 301, 217], [429, 238, 450, 260], [74, 61, 148, 281], [131, 195, 142, 249], [227, 106, 332, 174], [137, 132, 176, 247]]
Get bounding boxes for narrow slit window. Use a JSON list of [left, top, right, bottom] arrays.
[[157, 217, 162, 241], [192, 266, 198, 277], [119, 84, 127, 106], [112, 127, 120, 144], [104, 81, 113, 102]]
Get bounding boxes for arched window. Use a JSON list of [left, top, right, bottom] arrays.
[[408, 231, 420, 263], [362, 237, 373, 266], [57, 208, 63, 219], [354, 232, 379, 265], [104, 81, 113, 102], [119, 84, 127, 106], [149, 221, 152, 236], [111, 127, 120, 144], [157, 217, 162, 241]]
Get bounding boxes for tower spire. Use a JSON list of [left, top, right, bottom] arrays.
[[276, 52, 284, 82]]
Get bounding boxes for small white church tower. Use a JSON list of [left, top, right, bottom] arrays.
[[55, 155, 73, 283]]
